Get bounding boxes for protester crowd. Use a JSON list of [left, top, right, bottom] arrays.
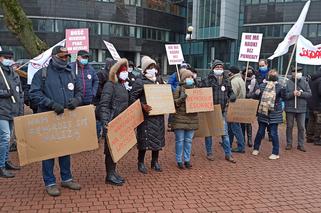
[[0, 47, 318, 197]]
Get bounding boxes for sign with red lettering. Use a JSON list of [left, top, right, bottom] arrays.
[[238, 33, 263, 62], [165, 44, 185, 65], [65, 28, 89, 54], [296, 35, 321, 65], [185, 88, 214, 113]]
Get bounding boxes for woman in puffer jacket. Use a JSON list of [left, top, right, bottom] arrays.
[[99, 58, 132, 186]]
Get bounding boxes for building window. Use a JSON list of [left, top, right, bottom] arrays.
[[308, 24, 317, 37], [102, 23, 110, 35]]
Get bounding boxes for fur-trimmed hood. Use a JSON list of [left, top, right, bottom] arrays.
[[109, 58, 129, 83]]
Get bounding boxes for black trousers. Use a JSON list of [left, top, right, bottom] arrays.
[[104, 138, 116, 177], [138, 150, 159, 163]]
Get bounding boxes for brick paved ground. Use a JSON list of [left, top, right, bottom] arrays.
[[1, 124, 321, 213]]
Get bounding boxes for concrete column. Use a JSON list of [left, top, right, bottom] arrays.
[[163, 55, 168, 75], [135, 52, 141, 67], [98, 49, 103, 62]]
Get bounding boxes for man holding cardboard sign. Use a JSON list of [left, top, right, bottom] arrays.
[[29, 46, 83, 197]]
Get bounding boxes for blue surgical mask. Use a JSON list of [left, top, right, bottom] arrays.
[[185, 78, 194, 86], [80, 58, 88, 65], [259, 67, 268, 74], [2, 59, 14, 67]]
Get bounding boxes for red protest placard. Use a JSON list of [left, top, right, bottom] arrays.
[[65, 28, 89, 54]]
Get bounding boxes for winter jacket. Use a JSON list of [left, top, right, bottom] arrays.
[[0, 63, 24, 120], [172, 84, 199, 130], [255, 82, 285, 124], [230, 73, 246, 99], [168, 72, 179, 92], [245, 76, 259, 99], [201, 73, 236, 113], [308, 72, 321, 111], [98, 59, 129, 126], [69, 62, 98, 105], [256, 70, 269, 85], [29, 60, 83, 113], [284, 77, 311, 113], [129, 76, 165, 151]]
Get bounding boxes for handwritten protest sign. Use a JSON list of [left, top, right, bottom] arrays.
[[194, 105, 224, 137], [185, 88, 214, 113], [14, 106, 98, 166], [238, 33, 263, 62], [165, 44, 185, 65], [144, 84, 176, 115], [107, 100, 144, 163], [103, 40, 121, 60], [65, 28, 89, 54], [226, 99, 259, 123]]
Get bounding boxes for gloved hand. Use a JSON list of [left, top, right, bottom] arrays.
[[52, 102, 64, 115], [230, 94, 237, 103], [142, 104, 152, 113], [179, 91, 187, 100], [67, 98, 80, 110]]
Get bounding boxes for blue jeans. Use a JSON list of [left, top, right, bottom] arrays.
[[96, 120, 102, 139], [42, 155, 73, 187], [228, 122, 245, 151], [174, 129, 194, 163], [0, 120, 13, 168], [254, 122, 279, 155], [204, 115, 232, 157]]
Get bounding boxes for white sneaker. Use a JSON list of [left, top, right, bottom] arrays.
[[252, 150, 259, 156], [268, 154, 280, 160]]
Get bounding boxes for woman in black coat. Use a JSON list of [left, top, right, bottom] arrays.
[[129, 56, 165, 174], [99, 58, 131, 186]]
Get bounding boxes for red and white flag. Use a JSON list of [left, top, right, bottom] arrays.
[[268, 0, 310, 60], [27, 39, 66, 84], [296, 35, 321, 65]]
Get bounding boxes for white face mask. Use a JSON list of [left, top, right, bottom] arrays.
[[128, 67, 133, 73], [145, 68, 158, 81], [192, 73, 197, 79], [119, 71, 128, 80], [296, 73, 303, 79], [213, 69, 224, 76]]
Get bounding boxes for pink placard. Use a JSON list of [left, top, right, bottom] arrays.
[[65, 28, 89, 54]]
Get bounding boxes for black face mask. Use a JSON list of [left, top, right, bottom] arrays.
[[51, 55, 68, 69], [247, 73, 253, 78], [268, 75, 278, 82]]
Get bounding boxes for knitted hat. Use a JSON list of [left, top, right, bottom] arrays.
[[0, 50, 13, 57], [141, 56, 156, 72], [229, 66, 240, 74], [211, 59, 224, 69], [242, 65, 254, 74], [179, 68, 194, 81], [291, 66, 303, 72]]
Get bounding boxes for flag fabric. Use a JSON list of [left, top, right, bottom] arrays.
[[0, 46, 2, 51], [296, 35, 321, 65], [27, 39, 66, 84], [268, 0, 311, 60]]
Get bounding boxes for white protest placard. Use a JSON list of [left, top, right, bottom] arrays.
[[103, 40, 121, 60], [165, 44, 184, 65], [296, 35, 321, 65], [65, 28, 89, 54], [238, 33, 263, 62]]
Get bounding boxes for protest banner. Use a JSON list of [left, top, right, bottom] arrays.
[[194, 105, 224, 137], [65, 28, 89, 54], [165, 44, 185, 81], [144, 84, 176, 115], [27, 40, 66, 84], [226, 99, 259, 123], [238, 33, 263, 63], [107, 100, 144, 163], [14, 105, 98, 166], [103, 40, 121, 60], [296, 35, 321, 65], [185, 88, 214, 113]]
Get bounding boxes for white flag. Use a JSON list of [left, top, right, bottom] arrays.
[[0, 46, 2, 51], [27, 39, 66, 84], [268, 0, 310, 60], [296, 35, 321, 65]]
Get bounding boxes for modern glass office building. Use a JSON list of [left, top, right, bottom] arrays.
[[0, 0, 187, 74]]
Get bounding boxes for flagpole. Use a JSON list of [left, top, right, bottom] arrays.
[[176, 64, 181, 82], [283, 43, 297, 84], [16, 60, 30, 70], [294, 61, 298, 109], [0, 67, 16, 103], [244, 61, 250, 91]]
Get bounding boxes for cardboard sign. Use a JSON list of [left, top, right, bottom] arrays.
[[185, 88, 214, 113], [107, 100, 144, 163], [194, 105, 225, 137], [65, 28, 89, 54], [238, 33, 263, 62], [14, 105, 98, 166], [296, 35, 321, 65], [165, 44, 184, 65], [226, 99, 259, 123], [103, 40, 121, 60], [144, 84, 176, 115]]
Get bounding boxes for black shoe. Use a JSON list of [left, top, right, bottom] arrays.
[[177, 162, 184, 170], [231, 148, 245, 153], [297, 146, 306, 152], [314, 141, 321, 146], [225, 156, 236, 164], [138, 162, 147, 174], [5, 161, 20, 170], [184, 161, 192, 169], [114, 172, 125, 183], [151, 162, 162, 172], [268, 135, 272, 142], [285, 144, 292, 150], [247, 139, 253, 148], [105, 174, 123, 186], [9, 143, 17, 152], [0, 168, 15, 178]]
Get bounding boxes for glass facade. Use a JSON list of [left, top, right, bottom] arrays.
[[197, 0, 220, 39]]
